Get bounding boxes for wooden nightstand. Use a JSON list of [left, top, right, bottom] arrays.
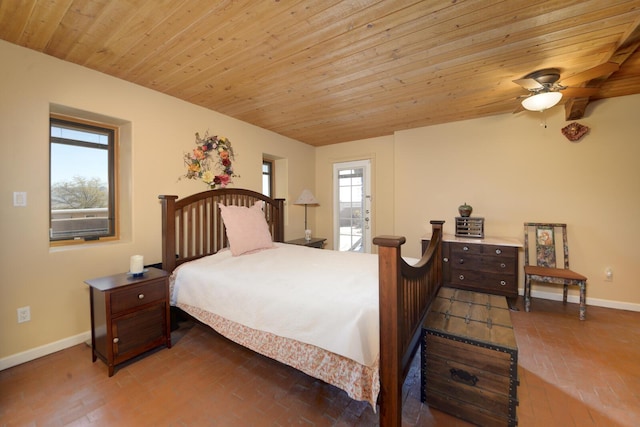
[[85, 267, 171, 376], [286, 237, 327, 249]]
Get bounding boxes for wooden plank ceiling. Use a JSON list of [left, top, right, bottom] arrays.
[[1, 0, 640, 146]]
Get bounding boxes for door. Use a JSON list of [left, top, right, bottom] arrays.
[[333, 160, 371, 253]]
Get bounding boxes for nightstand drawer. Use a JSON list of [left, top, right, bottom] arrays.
[[112, 304, 166, 362], [110, 281, 165, 314]]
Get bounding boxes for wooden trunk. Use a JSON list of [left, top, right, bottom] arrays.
[[421, 287, 518, 426]]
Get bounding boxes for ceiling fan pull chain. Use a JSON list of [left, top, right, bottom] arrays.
[[539, 110, 548, 128]]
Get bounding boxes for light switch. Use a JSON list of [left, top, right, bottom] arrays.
[[13, 192, 27, 207]]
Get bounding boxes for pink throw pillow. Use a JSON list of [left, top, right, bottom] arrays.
[[218, 201, 274, 256]]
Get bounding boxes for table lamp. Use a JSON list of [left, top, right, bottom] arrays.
[[294, 189, 319, 240]]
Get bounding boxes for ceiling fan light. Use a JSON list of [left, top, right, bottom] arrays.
[[521, 91, 563, 111]]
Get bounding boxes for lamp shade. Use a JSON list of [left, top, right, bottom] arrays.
[[294, 189, 319, 205], [521, 91, 562, 112]]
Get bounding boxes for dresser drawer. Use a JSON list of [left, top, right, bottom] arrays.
[[449, 269, 517, 294], [448, 242, 483, 255], [110, 280, 166, 314], [449, 243, 516, 259], [447, 255, 516, 274]]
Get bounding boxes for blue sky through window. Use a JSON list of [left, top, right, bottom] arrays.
[[50, 125, 109, 185]]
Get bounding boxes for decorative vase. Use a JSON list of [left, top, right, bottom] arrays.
[[458, 202, 472, 217]]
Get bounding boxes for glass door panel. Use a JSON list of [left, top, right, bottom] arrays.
[[333, 160, 371, 253]]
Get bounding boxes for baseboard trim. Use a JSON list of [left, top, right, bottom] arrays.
[[0, 331, 91, 371], [524, 288, 640, 312]]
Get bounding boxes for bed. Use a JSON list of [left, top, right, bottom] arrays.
[[159, 188, 443, 426]]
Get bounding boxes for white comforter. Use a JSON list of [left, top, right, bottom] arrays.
[[171, 243, 380, 366]]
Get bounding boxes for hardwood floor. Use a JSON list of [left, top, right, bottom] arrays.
[[1, 297, 639, 426]]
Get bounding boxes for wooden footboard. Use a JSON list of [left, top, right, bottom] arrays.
[[374, 220, 444, 427]]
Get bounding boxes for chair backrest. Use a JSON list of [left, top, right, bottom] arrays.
[[523, 223, 570, 269]]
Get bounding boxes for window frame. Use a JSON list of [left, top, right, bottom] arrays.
[[49, 114, 119, 245], [262, 159, 274, 198]]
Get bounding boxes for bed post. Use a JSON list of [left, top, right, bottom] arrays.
[[373, 234, 406, 427], [158, 195, 178, 272], [274, 198, 285, 242], [374, 220, 444, 427]]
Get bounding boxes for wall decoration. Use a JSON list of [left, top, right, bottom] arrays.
[[561, 122, 589, 142], [180, 132, 237, 189]]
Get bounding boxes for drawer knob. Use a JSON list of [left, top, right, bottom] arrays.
[[463, 246, 469, 251], [459, 274, 465, 281], [138, 294, 145, 300], [113, 338, 119, 343], [458, 258, 464, 264], [495, 248, 502, 255], [443, 257, 449, 263], [500, 263, 506, 268], [500, 280, 507, 286]]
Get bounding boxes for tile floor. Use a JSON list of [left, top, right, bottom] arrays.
[[1, 297, 639, 426]]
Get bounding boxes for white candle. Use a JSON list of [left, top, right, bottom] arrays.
[[130, 255, 144, 274]]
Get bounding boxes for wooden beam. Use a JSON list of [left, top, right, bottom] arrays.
[[565, 97, 590, 121], [565, 17, 640, 120]]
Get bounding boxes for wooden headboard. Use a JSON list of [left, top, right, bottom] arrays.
[[158, 188, 285, 272]]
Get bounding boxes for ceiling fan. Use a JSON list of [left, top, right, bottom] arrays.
[[512, 62, 619, 112]]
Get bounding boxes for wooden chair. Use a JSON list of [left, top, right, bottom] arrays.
[[523, 223, 588, 320]]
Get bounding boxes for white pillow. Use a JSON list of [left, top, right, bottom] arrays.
[[218, 201, 274, 256]]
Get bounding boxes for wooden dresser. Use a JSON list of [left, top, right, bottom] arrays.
[[85, 267, 171, 376], [422, 287, 519, 426], [422, 234, 522, 299]]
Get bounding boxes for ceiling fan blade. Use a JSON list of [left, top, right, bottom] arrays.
[[560, 62, 619, 86], [512, 103, 525, 114], [512, 77, 543, 90], [561, 87, 600, 98], [477, 93, 530, 108]]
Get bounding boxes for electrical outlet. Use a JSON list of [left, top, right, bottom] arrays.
[[605, 268, 613, 282], [17, 306, 30, 323]]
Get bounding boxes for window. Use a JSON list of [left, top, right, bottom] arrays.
[[262, 159, 273, 197], [50, 116, 117, 243]]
